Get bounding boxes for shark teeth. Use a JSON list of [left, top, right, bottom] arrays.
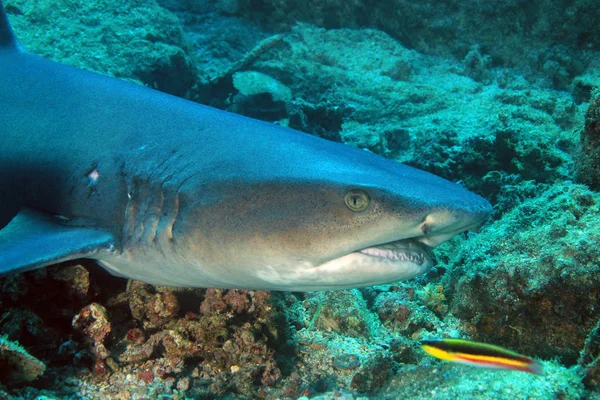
[[359, 247, 426, 264], [358, 239, 434, 265]]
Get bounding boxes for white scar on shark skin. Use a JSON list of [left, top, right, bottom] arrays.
[[0, 0, 492, 291]]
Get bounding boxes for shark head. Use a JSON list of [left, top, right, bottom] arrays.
[[170, 125, 492, 291], [0, 0, 489, 292]]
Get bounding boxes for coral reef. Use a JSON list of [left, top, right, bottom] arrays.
[[0, 265, 287, 398], [1, 251, 596, 398], [101, 287, 285, 398], [1, 0, 600, 398], [5, 0, 196, 96], [303, 290, 380, 339], [447, 182, 600, 364], [576, 88, 600, 190], [373, 286, 442, 336], [235, 0, 600, 92]]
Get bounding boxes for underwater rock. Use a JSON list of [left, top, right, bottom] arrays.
[[304, 290, 381, 339], [7, 0, 196, 96], [579, 319, 600, 391], [233, 70, 292, 102], [373, 288, 441, 336], [341, 121, 402, 156], [127, 282, 180, 329], [237, 0, 598, 88], [49, 265, 91, 304], [0, 309, 61, 352], [203, 33, 285, 98], [462, 46, 492, 84], [216, 0, 240, 15], [247, 24, 576, 199], [292, 328, 394, 396], [109, 288, 284, 397], [576, 88, 600, 190], [287, 98, 346, 142], [572, 68, 600, 103], [0, 335, 46, 385], [412, 126, 567, 198], [348, 353, 392, 394], [200, 287, 256, 315], [447, 182, 600, 364], [72, 303, 112, 374], [379, 360, 585, 399], [134, 47, 197, 97], [1, 263, 92, 308], [117, 328, 155, 364], [230, 70, 292, 119]]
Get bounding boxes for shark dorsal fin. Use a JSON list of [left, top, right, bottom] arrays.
[[0, 1, 18, 49]]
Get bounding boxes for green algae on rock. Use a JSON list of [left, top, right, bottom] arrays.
[[0, 335, 46, 385]]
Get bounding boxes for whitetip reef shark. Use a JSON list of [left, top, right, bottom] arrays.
[[0, 1, 492, 291]]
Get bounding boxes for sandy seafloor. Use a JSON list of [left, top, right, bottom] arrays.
[[1, 0, 600, 399]]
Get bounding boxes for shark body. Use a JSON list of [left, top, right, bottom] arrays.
[[0, 2, 491, 291]]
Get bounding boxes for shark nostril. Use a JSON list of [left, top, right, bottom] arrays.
[[421, 223, 432, 235]]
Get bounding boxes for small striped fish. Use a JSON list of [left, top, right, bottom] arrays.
[[421, 338, 543, 375]]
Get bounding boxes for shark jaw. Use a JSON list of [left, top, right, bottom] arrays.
[[357, 239, 433, 266], [252, 238, 435, 291]]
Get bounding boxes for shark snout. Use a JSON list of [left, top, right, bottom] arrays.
[[416, 194, 492, 247], [466, 199, 494, 230]]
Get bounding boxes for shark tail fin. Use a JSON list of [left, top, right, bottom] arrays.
[[0, 0, 18, 49]]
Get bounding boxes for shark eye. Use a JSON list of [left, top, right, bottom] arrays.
[[345, 190, 370, 212]]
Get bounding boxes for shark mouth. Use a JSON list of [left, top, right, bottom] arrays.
[[254, 238, 438, 291], [299, 238, 437, 289], [357, 239, 435, 266]]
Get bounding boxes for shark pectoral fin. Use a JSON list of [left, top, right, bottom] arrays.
[[0, 195, 19, 231], [0, 178, 20, 230], [0, 208, 115, 276]]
